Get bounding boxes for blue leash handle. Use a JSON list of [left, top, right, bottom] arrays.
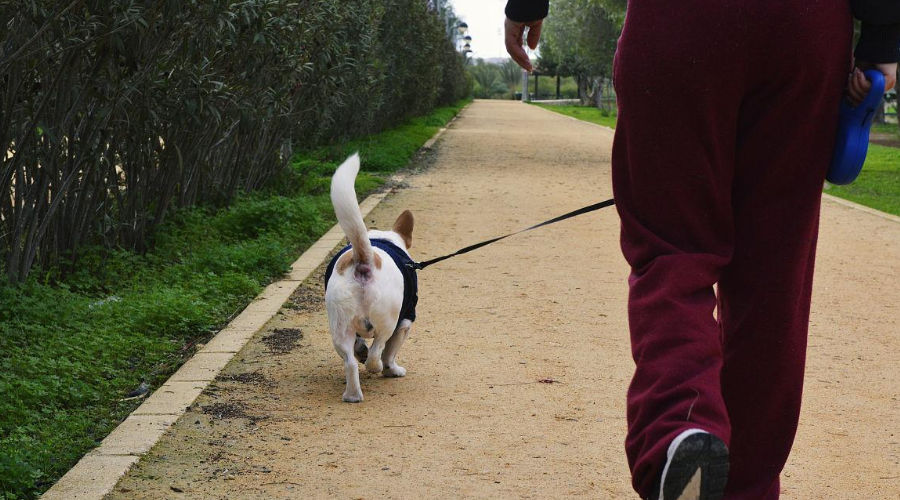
[[827, 69, 885, 185]]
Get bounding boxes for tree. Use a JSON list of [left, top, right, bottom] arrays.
[[469, 61, 500, 98], [591, 0, 626, 25], [537, 0, 621, 108], [468, 59, 521, 99], [498, 59, 524, 96]]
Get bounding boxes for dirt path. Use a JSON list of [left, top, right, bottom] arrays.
[[108, 100, 900, 499]]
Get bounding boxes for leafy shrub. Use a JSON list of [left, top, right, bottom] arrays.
[[0, 0, 471, 283]]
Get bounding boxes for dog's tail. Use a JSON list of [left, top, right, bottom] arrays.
[[331, 154, 373, 270]]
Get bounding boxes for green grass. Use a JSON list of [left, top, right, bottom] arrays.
[[531, 76, 581, 100], [827, 143, 900, 217], [0, 98, 470, 500], [531, 103, 617, 129], [872, 122, 899, 135]]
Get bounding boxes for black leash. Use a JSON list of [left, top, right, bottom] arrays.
[[410, 198, 616, 271]]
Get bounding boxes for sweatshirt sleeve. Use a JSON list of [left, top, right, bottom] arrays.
[[851, 0, 900, 63], [505, 0, 549, 23]]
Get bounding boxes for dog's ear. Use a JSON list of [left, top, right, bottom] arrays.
[[392, 210, 414, 249]]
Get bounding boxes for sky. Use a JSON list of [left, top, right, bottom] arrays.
[[450, 0, 512, 60]]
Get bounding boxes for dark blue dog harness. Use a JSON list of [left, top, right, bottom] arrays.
[[324, 239, 418, 330]]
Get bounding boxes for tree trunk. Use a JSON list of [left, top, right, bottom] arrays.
[[583, 77, 603, 108], [605, 78, 613, 110], [576, 76, 591, 106], [556, 75, 561, 99]]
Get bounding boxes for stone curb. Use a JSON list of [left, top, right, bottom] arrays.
[[421, 109, 465, 150], [422, 128, 447, 149], [823, 193, 900, 224], [36, 132, 451, 499]]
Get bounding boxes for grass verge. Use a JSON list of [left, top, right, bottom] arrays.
[[872, 122, 899, 136], [826, 144, 900, 217], [0, 98, 469, 500], [530, 102, 617, 129]]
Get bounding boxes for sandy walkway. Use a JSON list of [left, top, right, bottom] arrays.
[[107, 100, 900, 499]]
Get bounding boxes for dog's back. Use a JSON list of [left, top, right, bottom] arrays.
[[326, 155, 406, 331]]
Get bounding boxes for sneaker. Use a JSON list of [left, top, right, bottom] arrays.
[[652, 429, 729, 500]]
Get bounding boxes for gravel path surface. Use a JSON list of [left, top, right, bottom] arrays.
[[107, 100, 900, 499]]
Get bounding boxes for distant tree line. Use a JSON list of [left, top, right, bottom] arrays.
[[0, 0, 471, 283], [469, 59, 523, 99]]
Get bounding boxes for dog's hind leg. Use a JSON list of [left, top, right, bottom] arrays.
[[332, 326, 363, 403], [381, 319, 411, 378], [365, 313, 400, 375]]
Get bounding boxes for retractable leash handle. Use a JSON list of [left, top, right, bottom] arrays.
[[827, 69, 885, 185]]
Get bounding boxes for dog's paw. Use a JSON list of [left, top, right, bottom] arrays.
[[342, 390, 363, 403], [365, 358, 384, 374], [382, 365, 407, 378]]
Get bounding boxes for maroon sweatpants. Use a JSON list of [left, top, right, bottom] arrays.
[[611, 1, 852, 498]]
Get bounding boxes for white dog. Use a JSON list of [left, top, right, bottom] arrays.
[[324, 154, 417, 403]]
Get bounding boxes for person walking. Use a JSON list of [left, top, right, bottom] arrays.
[[503, 1, 900, 499]]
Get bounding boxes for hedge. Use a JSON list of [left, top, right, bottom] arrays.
[[0, 0, 471, 283]]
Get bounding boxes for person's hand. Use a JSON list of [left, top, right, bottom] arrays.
[[504, 18, 542, 72], [847, 62, 897, 106]]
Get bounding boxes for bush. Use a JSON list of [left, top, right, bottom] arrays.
[[0, 0, 471, 283]]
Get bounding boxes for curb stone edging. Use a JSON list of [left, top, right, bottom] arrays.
[[421, 109, 465, 150], [36, 114, 462, 499], [422, 128, 447, 149], [822, 193, 900, 224]]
